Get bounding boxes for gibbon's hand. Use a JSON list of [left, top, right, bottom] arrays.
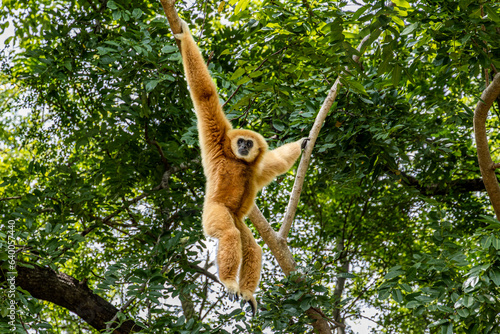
[[300, 137, 310, 150], [173, 19, 189, 40]]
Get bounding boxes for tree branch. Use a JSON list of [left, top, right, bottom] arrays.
[[248, 206, 296, 275], [399, 171, 488, 196], [1, 264, 141, 333], [159, 0, 183, 47], [279, 77, 342, 240], [473, 72, 500, 219], [279, 29, 379, 240]]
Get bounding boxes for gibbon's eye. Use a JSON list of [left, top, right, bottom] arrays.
[[246, 140, 253, 149], [237, 138, 244, 146]]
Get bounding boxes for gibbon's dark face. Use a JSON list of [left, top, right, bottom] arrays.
[[237, 138, 254, 156]]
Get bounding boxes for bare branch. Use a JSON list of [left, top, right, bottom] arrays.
[[279, 77, 342, 240], [159, 0, 183, 48], [279, 29, 379, 241], [474, 73, 500, 219], [0, 196, 22, 201]]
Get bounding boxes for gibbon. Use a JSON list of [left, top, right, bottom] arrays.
[[174, 20, 307, 315]]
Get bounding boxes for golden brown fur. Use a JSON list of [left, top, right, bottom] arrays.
[[174, 20, 305, 315]]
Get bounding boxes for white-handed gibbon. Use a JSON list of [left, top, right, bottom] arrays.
[[174, 20, 307, 315]]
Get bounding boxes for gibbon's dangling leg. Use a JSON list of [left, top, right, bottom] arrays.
[[202, 203, 242, 296], [235, 218, 262, 315]]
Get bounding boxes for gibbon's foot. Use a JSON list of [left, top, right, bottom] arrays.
[[240, 290, 257, 316], [220, 279, 240, 301], [301, 137, 310, 150], [243, 297, 257, 317], [228, 292, 240, 302]]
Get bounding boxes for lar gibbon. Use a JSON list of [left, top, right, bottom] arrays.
[[174, 20, 307, 315]]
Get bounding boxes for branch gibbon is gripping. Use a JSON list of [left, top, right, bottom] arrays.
[[174, 20, 307, 315]]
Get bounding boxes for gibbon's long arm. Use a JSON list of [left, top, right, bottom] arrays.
[[175, 20, 232, 151]]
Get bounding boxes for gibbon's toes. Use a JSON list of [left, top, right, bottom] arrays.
[[228, 292, 240, 302], [245, 297, 257, 317], [221, 279, 240, 302], [240, 291, 257, 316]]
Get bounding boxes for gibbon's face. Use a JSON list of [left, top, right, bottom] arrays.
[[237, 138, 254, 156], [228, 129, 268, 163]]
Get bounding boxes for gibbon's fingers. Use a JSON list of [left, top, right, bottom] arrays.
[[173, 19, 189, 40], [301, 137, 310, 150]]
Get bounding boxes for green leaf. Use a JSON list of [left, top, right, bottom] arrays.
[[384, 270, 404, 280], [406, 300, 420, 308], [429, 319, 448, 328], [401, 22, 418, 35], [236, 77, 251, 85], [457, 308, 470, 317], [485, 5, 500, 23], [107, 1, 118, 9], [391, 289, 403, 303], [300, 298, 311, 311], [491, 237, 500, 250], [230, 68, 246, 81], [234, 0, 250, 14], [489, 270, 500, 286], [442, 323, 453, 334], [145, 79, 160, 92], [392, 64, 401, 86], [415, 295, 435, 303], [378, 289, 391, 300], [161, 45, 178, 54], [273, 120, 285, 132], [345, 79, 368, 95], [132, 8, 143, 19]]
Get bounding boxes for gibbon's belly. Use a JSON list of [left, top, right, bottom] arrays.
[[208, 161, 257, 216]]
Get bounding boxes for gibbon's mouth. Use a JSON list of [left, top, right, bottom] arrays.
[[238, 149, 249, 156]]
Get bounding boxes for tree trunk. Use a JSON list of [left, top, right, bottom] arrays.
[[473, 73, 500, 219]]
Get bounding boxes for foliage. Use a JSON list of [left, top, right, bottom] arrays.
[[0, 0, 499, 333]]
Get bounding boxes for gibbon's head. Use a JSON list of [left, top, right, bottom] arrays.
[[228, 129, 268, 163]]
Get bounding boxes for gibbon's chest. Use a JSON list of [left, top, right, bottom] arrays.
[[208, 158, 258, 213]]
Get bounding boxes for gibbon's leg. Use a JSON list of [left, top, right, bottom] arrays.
[[202, 203, 242, 296], [236, 220, 262, 316]]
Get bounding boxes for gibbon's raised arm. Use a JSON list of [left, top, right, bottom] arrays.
[[174, 20, 232, 148]]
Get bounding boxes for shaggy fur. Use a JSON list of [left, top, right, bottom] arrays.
[[174, 20, 304, 315]]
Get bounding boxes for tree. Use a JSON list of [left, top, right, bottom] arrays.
[[1, 0, 499, 333]]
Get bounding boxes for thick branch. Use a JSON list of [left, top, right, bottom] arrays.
[[473, 73, 500, 219], [1, 264, 140, 333], [248, 206, 296, 275]]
